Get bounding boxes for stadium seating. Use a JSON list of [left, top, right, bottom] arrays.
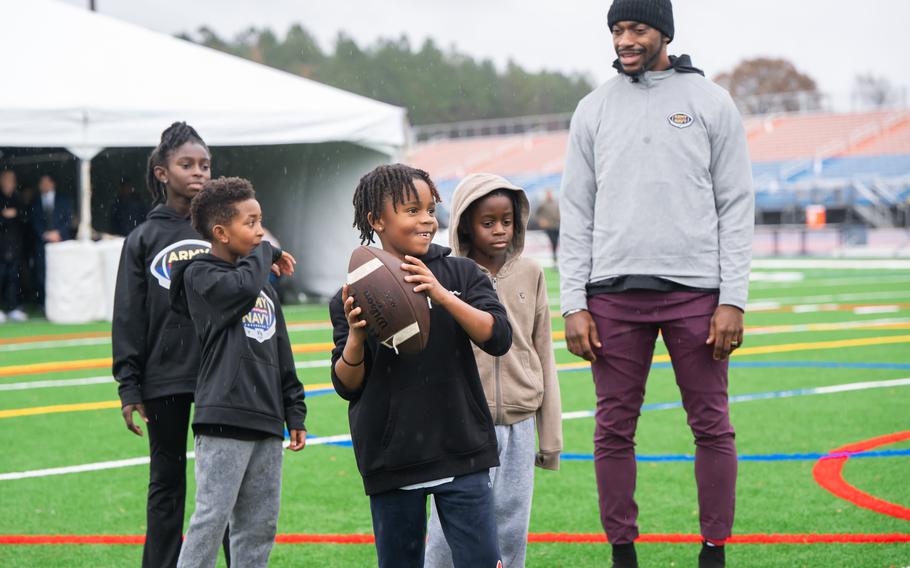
[[407, 109, 910, 222]]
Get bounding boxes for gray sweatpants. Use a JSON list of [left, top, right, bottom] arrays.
[[177, 435, 283, 568], [426, 417, 536, 568]]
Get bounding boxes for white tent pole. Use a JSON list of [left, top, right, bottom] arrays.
[[69, 146, 101, 241]]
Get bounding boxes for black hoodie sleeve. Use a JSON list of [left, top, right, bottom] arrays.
[[329, 290, 374, 401], [189, 243, 277, 326], [111, 233, 149, 407], [274, 299, 307, 431], [459, 259, 512, 356]]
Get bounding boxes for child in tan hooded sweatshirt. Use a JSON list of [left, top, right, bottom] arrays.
[[425, 173, 563, 568]]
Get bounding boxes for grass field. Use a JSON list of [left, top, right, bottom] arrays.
[[1, 261, 909, 567]]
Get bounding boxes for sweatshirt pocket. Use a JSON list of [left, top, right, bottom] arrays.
[[227, 356, 281, 416], [371, 380, 492, 472], [502, 351, 544, 413]]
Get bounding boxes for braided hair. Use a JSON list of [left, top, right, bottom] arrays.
[[146, 122, 209, 205], [352, 163, 440, 245]]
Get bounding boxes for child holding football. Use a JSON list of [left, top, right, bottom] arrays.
[[425, 173, 563, 568], [330, 163, 512, 568]]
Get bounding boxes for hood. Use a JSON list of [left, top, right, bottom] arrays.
[[612, 53, 704, 79], [448, 173, 530, 262], [168, 252, 229, 317], [147, 204, 190, 222]]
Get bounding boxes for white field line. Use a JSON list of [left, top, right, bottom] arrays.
[[0, 337, 110, 353], [0, 360, 331, 391], [751, 259, 910, 270], [749, 274, 910, 290], [748, 290, 910, 308], [0, 434, 352, 481], [553, 289, 910, 310], [0, 322, 332, 353], [853, 305, 900, 315], [5, 378, 908, 481]]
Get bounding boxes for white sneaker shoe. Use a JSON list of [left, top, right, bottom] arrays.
[[0, 311, 6, 324], [8, 309, 28, 322]]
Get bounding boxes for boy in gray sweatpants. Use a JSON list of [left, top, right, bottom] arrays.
[[170, 178, 307, 568]]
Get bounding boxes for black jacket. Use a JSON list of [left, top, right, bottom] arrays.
[[112, 205, 210, 406], [330, 244, 512, 495], [0, 191, 25, 260], [170, 243, 307, 438]]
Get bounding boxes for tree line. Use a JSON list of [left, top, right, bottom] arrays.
[[179, 25, 595, 125]]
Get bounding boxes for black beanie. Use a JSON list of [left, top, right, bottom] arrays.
[[607, 0, 674, 42]]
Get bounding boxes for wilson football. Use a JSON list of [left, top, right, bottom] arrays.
[[346, 246, 431, 354]]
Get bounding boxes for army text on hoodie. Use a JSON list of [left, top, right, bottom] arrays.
[[112, 204, 210, 406]]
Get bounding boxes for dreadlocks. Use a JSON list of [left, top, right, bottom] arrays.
[[146, 122, 209, 204], [352, 163, 441, 245]]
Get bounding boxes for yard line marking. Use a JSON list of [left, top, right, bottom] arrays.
[[0, 376, 113, 391], [559, 377, 910, 420], [0, 433, 352, 481], [0, 331, 110, 346], [751, 259, 910, 269], [2, 533, 909, 545], [0, 383, 336, 420], [853, 305, 900, 315], [0, 400, 121, 418], [0, 337, 111, 353], [0, 321, 331, 351], [751, 290, 910, 306], [0, 361, 332, 391]]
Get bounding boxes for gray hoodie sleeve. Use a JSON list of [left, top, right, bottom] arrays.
[[558, 101, 598, 314], [709, 94, 754, 310]]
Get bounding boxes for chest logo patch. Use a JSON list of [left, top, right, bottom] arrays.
[[243, 291, 277, 343], [150, 239, 210, 289], [668, 112, 694, 129]]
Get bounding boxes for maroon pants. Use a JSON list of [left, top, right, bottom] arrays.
[[588, 291, 737, 544]]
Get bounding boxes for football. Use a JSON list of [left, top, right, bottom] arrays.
[[346, 246, 431, 354]]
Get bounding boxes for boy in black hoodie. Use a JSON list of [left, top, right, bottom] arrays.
[[170, 177, 306, 568], [331, 164, 512, 568]]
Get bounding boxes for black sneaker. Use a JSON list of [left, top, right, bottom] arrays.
[[699, 541, 725, 568], [611, 543, 639, 568]]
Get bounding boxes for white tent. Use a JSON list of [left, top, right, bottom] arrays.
[[0, 0, 408, 320]]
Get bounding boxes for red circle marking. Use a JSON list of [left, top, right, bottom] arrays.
[[812, 431, 910, 521]]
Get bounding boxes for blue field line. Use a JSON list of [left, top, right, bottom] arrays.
[[560, 361, 910, 374], [561, 449, 910, 463]]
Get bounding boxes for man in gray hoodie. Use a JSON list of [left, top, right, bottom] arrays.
[[558, 1, 754, 567]]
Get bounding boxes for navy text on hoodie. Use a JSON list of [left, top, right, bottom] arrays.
[[170, 243, 307, 438]]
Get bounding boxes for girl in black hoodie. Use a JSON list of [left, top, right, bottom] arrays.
[[111, 122, 229, 568]]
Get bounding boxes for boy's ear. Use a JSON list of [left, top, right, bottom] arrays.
[[211, 224, 229, 244], [367, 212, 384, 233]]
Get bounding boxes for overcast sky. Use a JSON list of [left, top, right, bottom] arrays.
[[63, 0, 910, 110]]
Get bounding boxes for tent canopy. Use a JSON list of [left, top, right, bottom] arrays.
[[0, 0, 407, 155]]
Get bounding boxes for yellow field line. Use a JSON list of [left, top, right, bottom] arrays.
[[5, 331, 910, 379], [0, 358, 112, 378], [0, 382, 337, 419]]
